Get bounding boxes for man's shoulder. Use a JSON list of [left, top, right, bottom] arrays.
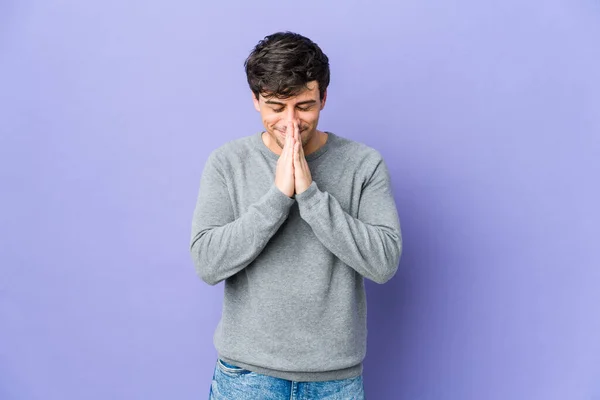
[[207, 133, 258, 164], [329, 133, 384, 163]]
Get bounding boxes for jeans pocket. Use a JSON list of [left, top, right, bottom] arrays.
[[217, 358, 252, 376]]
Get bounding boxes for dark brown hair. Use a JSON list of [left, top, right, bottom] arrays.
[[244, 32, 330, 100]]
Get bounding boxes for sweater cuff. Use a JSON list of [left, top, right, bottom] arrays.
[[265, 183, 296, 217], [295, 181, 322, 213]]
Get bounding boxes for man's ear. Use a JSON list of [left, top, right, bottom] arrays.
[[320, 90, 328, 110], [252, 92, 261, 112]]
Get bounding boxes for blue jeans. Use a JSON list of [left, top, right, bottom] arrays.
[[209, 359, 366, 399]]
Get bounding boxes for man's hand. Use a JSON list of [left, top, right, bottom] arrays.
[[292, 121, 312, 195], [274, 124, 296, 198]]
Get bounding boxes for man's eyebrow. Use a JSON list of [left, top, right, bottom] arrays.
[[264, 100, 317, 106], [264, 100, 285, 105], [296, 100, 317, 106]]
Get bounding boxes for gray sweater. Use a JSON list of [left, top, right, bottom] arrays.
[[190, 131, 402, 382]]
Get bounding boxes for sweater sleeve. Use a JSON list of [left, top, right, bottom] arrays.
[[295, 156, 402, 284], [190, 152, 295, 285]]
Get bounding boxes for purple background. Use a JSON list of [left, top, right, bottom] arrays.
[[1, 1, 599, 399]]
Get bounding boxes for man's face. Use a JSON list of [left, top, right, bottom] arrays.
[[253, 81, 327, 153]]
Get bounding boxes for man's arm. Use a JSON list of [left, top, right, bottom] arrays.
[[295, 156, 402, 284], [190, 152, 295, 285]]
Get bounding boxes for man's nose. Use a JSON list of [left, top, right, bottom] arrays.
[[285, 108, 299, 125]]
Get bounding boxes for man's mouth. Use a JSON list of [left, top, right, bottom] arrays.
[[276, 127, 305, 134]]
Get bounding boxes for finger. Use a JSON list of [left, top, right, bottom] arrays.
[[294, 142, 301, 164], [285, 121, 294, 145], [298, 135, 305, 158], [288, 129, 295, 159], [286, 124, 293, 151], [289, 122, 295, 145]]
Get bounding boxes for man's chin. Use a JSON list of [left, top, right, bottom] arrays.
[[270, 128, 311, 148]]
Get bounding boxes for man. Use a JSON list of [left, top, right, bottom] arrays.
[[190, 31, 402, 399]]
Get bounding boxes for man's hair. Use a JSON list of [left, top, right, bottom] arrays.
[[244, 32, 330, 101]]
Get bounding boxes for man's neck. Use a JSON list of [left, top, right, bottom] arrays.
[[304, 130, 328, 156]]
